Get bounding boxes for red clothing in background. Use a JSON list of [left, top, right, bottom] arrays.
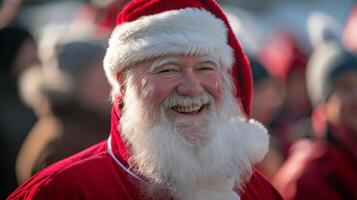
[[274, 130, 357, 200]]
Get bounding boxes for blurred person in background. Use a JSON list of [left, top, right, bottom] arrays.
[[0, 0, 22, 28], [250, 58, 283, 131], [8, 0, 282, 199], [343, 5, 357, 53], [259, 31, 312, 159], [0, 25, 39, 198], [72, 0, 129, 38], [273, 42, 357, 200], [15, 32, 111, 184], [249, 57, 284, 181], [307, 11, 343, 49]]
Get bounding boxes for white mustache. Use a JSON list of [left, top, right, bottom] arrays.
[[162, 92, 214, 109]]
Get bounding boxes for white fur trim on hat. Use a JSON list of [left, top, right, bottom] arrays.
[[103, 8, 234, 99]]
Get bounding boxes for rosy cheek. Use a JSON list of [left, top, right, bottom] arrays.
[[214, 81, 225, 105], [201, 74, 224, 103], [146, 78, 176, 107], [216, 78, 225, 95]]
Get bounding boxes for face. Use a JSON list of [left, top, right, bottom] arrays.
[[12, 38, 40, 79], [285, 69, 311, 117], [252, 78, 282, 125], [126, 55, 225, 122], [76, 57, 111, 114], [326, 71, 357, 133], [119, 54, 268, 200]]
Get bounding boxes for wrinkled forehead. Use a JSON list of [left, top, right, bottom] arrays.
[[123, 54, 220, 71]]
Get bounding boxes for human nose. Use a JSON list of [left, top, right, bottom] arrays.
[[177, 70, 204, 96]]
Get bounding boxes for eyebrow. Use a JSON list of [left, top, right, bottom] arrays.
[[147, 55, 220, 72], [197, 56, 220, 68], [148, 57, 180, 73]]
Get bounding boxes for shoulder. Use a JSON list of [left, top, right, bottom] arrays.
[[273, 139, 331, 199], [274, 139, 329, 181], [7, 141, 119, 200]]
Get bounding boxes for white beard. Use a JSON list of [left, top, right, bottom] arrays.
[[119, 75, 269, 200]]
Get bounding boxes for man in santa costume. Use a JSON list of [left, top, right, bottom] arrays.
[[8, 0, 282, 199]]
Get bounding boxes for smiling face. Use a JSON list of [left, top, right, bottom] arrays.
[[126, 55, 225, 123], [118, 54, 268, 200]]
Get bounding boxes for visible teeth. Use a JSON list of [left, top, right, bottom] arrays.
[[173, 105, 202, 113], [163, 92, 211, 109]]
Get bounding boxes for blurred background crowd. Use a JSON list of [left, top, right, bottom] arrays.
[[0, 0, 356, 199]]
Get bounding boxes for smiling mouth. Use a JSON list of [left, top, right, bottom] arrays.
[[171, 104, 208, 115]]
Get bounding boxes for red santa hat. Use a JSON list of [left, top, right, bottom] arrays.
[[103, 0, 252, 115]]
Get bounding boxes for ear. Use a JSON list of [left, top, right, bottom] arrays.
[[116, 72, 121, 86], [116, 72, 125, 96], [116, 72, 121, 83]]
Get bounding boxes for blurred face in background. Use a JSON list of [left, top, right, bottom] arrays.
[[325, 70, 357, 133], [252, 78, 282, 125], [285, 69, 311, 117], [11, 38, 40, 79], [75, 57, 111, 114]]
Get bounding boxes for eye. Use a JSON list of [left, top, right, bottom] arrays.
[[158, 68, 179, 73], [151, 66, 180, 78], [197, 66, 215, 71], [196, 62, 217, 73]]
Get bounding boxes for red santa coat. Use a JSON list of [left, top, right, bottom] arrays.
[[8, 143, 281, 200], [8, 105, 282, 200]]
